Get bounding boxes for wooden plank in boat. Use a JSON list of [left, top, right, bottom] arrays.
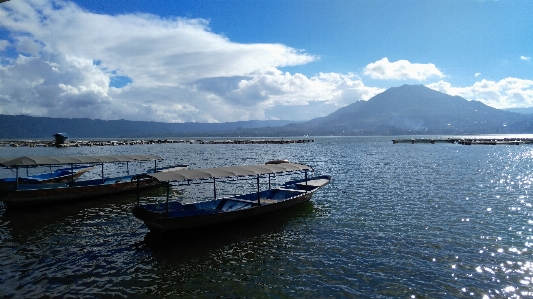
[[296, 179, 329, 188]]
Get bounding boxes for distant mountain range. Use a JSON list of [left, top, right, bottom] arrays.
[[2, 84, 533, 138], [0, 116, 296, 139], [506, 107, 533, 114]]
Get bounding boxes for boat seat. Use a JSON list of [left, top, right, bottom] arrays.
[[275, 188, 306, 193], [258, 199, 279, 204], [228, 197, 257, 204], [296, 179, 329, 188]]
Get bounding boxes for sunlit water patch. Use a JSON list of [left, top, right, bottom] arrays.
[[1, 137, 533, 298]]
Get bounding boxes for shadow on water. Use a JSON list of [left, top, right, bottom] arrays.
[[0, 186, 171, 243], [136, 201, 317, 260]]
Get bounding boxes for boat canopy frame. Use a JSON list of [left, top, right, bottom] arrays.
[[142, 162, 312, 182], [0, 155, 163, 190], [0, 155, 162, 167], [136, 162, 313, 212]]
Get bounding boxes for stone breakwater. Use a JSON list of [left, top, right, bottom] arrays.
[[1, 139, 315, 147], [392, 137, 533, 145]]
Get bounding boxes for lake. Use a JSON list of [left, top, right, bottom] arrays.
[[1, 136, 532, 298]]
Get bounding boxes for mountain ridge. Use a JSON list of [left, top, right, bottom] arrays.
[[2, 84, 532, 138], [273, 84, 529, 135], [0, 115, 297, 139]]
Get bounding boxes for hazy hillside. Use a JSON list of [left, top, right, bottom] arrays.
[[0, 115, 296, 139], [506, 107, 533, 114]]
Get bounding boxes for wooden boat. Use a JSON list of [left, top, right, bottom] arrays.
[[0, 155, 186, 208], [132, 161, 331, 234], [0, 165, 95, 193]]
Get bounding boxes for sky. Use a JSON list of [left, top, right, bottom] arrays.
[[0, 0, 532, 123]]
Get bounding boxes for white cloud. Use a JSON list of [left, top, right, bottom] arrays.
[[427, 78, 533, 109], [0, 0, 383, 122], [521, 56, 531, 61], [214, 69, 383, 120], [0, 39, 9, 51], [475, 73, 481, 77], [363, 57, 444, 81]]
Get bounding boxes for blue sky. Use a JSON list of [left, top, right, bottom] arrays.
[[0, 0, 532, 122]]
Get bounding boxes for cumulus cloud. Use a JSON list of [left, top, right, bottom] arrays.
[[475, 73, 481, 77], [0, 39, 9, 51], [363, 57, 444, 81], [427, 78, 533, 109], [213, 69, 383, 120], [0, 0, 381, 122], [521, 56, 531, 61]]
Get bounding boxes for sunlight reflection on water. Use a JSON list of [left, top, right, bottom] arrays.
[[1, 137, 533, 297]]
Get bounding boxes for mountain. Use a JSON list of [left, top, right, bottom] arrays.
[[506, 107, 533, 114], [0, 115, 296, 139], [264, 84, 532, 135], [2, 85, 533, 138]]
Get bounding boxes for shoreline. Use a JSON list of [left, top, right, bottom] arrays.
[[1, 138, 315, 147]]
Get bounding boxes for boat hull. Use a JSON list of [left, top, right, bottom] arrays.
[[0, 165, 94, 194], [2, 178, 161, 208], [133, 175, 330, 234]]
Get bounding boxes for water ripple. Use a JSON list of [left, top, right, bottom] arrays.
[[1, 137, 533, 297]]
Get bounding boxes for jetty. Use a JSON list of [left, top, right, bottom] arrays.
[[0, 139, 314, 148], [392, 137, 533, 145]]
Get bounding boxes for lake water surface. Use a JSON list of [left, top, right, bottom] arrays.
[[1, 136, 532, 298]]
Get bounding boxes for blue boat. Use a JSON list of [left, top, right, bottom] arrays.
[[132, 161, 331, 234], [0, 164, 95, 193], [0, 155, 185, 208]]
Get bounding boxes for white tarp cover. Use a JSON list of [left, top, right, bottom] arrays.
[[0, 155, 162, 167], [147, 163, 312, 182]]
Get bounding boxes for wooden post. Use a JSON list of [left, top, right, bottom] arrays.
[[305, 170, 308, 193], [166, 182, 170, 215], [101, 163, 105, 184], [15, 167, 19, 191], [136, 177, 140, 205], [213, 178, 217, 200], [256, 175, 260, 205]]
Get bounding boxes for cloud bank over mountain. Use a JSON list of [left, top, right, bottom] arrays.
[[0, 0, 532, 123], [0, 0, 379, 122]]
